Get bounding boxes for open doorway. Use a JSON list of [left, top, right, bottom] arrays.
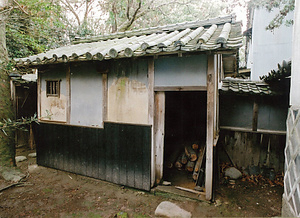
[[163, 91, 207, 189]]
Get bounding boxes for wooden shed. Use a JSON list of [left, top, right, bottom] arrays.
[[9, 73, 37, 148], [15, 15, 243, 200], [219, 78, 289, 174]]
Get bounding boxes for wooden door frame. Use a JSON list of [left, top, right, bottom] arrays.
[[151, 54, 220, 196], [153, 92, 165, 185], [206, 54, 220, 200]]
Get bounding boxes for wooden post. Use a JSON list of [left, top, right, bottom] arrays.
[[29, 124, 35, 150], [37, 70, 41, 120], [148, 57, 155, 187], [154, 91, 165, 184], [252, 99, 258, 131], [102, 73, 108, 123], [206, 54, 216, 200], [66, 65, 71, 124]]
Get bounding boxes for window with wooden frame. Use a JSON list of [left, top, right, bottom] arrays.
[[46, 80, 60, 97]]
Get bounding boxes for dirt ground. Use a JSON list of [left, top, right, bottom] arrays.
[[0, 146, 283, 217]]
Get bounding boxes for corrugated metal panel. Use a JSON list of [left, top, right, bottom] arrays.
[[16, 15, 243, 67], [35, 122, 151, 191]]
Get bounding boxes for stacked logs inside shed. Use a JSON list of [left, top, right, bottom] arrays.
[[163, 91, 207, 189], [164, 142, 206, 189]]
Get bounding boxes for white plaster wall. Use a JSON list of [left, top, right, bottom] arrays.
[[154, 55, 207, 87], [107, 77, 148, 124], [290, 0, 300, 106], [248, 8, 293, 80], [70, 64, 103, 127], [40, 71, 67, 122]]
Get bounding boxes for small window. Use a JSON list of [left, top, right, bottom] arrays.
[[46, 80, 60, 97]]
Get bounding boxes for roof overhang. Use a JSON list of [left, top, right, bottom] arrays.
[[15, 14, 243, 68]]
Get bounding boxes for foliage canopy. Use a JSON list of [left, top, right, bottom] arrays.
[[250, 0, 295, 30], [5, 0, 68, 58], [3, 0, 246, 59]]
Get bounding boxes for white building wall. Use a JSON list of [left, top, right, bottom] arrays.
[[291, 0, 300, 106], [282, 1, 300, 217], [40, 70, 68, 122], [248, 8, 293, 80]]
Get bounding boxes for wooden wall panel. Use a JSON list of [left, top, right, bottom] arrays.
[[220, 130, 285, 173], [34, 122, 151, 191], [220, 95, 288, 132]]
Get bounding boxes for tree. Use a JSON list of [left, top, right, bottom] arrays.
[[59, 0, 105, 37], [0, 0, 15, 168], [250, 0, 295, 30], [0, 0, 61, 172], [101, 0, 246, 33], [6, 0, 67, 59]]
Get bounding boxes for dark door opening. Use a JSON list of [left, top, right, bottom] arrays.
[[163, 91, 207, 189]]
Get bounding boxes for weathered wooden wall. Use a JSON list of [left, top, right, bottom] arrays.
[[107, 59, 149, 125], [14, 82, 37, 147], [34, 122, 151, 191], [220, 94, 288, 132], [219, 130, 285, 173]]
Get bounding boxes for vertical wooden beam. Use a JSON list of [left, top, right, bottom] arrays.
[[154, 91, 165, 185], [216, 55, 221, 137], [10, 80, 16, 116], [102, 73, 108, 124], [37, 70, 41, 121], [252, 99, 259, 131], [206, 54, 215, 200], [148, 57, 155, 187], [66, 65, 71, 124], [213, 55, 218, 139]]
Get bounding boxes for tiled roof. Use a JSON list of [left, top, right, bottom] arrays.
[[9, 73, 37, 84], [221, 78, 273, 95], [15, 15, 242, 67]]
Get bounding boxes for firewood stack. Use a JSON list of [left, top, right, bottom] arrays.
[[167, 142, 206, 184]]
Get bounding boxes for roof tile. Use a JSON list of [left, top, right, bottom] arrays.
[[16, 14, 242, 67], [221, 79, 275, 95]]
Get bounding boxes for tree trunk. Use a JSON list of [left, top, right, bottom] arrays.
[[0, 0, 16, 168]]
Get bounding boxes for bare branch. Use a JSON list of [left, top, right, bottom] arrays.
[[59, 0, 81, 26], [12, 0, 29, 15], [126, 0, 130, 20], [83, 0, 95, 23], [111, 2, 118, 33], [118, 0, 142, 32]]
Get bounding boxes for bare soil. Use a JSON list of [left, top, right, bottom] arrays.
[[0, 146, 283, 217]]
